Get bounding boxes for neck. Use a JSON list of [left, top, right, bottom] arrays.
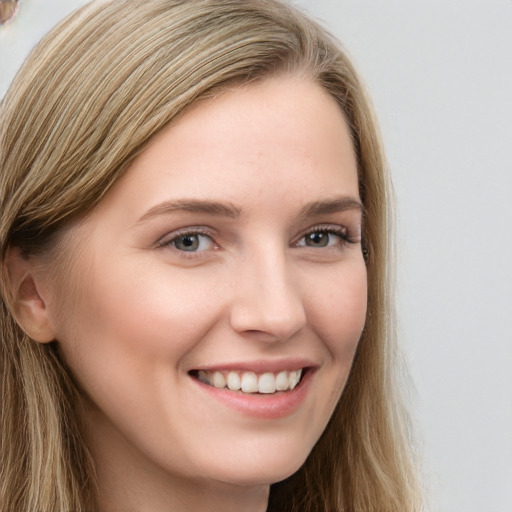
[[96, 472, 270, 512]]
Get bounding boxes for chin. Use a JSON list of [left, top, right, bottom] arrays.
[[198, 445, 310, 488]]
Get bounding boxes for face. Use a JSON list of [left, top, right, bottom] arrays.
[[44, 76, 367, 490]]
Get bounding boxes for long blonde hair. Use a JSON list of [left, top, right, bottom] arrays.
[[0, 1, 421, 510]]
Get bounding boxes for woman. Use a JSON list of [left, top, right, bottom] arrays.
[[0, 1, 421, 511]]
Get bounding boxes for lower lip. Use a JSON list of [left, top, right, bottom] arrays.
[[191, 370, 313, 419]]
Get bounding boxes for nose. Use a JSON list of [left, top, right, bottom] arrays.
[[229, 248, 307, 342]]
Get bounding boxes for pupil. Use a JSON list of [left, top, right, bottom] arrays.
[[307, 232, 328, 247], [176, 235, 199, 251]]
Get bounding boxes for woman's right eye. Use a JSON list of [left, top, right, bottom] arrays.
[[160, 232, 216, 253]]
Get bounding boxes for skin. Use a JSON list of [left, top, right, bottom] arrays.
[[21, 75, 367, 512]]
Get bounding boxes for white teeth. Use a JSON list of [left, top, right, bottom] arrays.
[[289, 370, 301, 390], [212, 371, 226, 389], [258, 372, 276, 394], [275, 370, 288, 391], [241, 372, 259, 393], [195, 368, 304, 394], [227, 371, 241, 391]]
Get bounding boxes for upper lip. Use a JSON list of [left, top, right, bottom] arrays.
[[189, 357, 319, 374]]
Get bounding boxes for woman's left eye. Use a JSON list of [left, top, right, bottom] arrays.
[[295, 228, 351, 248], [161, 232, 215, 252]]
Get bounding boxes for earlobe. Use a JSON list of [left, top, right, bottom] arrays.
[[4, 246, 56, 344]]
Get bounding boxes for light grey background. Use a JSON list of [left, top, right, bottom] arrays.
[[1, 1, 511, 511]]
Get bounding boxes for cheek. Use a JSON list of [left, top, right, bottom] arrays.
[[49, 262, 224, 449], [53, 260, 222, 375], [307, 259, 367, 352], [304, 259, 367, 408]]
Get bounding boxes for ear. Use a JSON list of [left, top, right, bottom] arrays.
[[4, 246, 56, 343]]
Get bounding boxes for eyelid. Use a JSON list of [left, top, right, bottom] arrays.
[[293, 223, 359, 246], [153, 222, 360, 256], [155, 226, 218, 250]]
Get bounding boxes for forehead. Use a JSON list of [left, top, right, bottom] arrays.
[[92, 75, 359, 225]]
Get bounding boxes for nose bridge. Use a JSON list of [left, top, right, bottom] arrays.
[[229, 242, 307, 341]]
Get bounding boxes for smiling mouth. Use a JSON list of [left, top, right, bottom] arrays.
[[189, 369, 305, 394]]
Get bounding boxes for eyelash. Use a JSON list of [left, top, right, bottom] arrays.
[[156, 224, 358, 257], [294, 224, 358, 249], [156, 227, 217, 256]]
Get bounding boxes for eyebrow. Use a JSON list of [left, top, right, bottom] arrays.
[[137, 199, 242, 223], [137, 195, 363, 224], [298, 196, 364, 218]]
